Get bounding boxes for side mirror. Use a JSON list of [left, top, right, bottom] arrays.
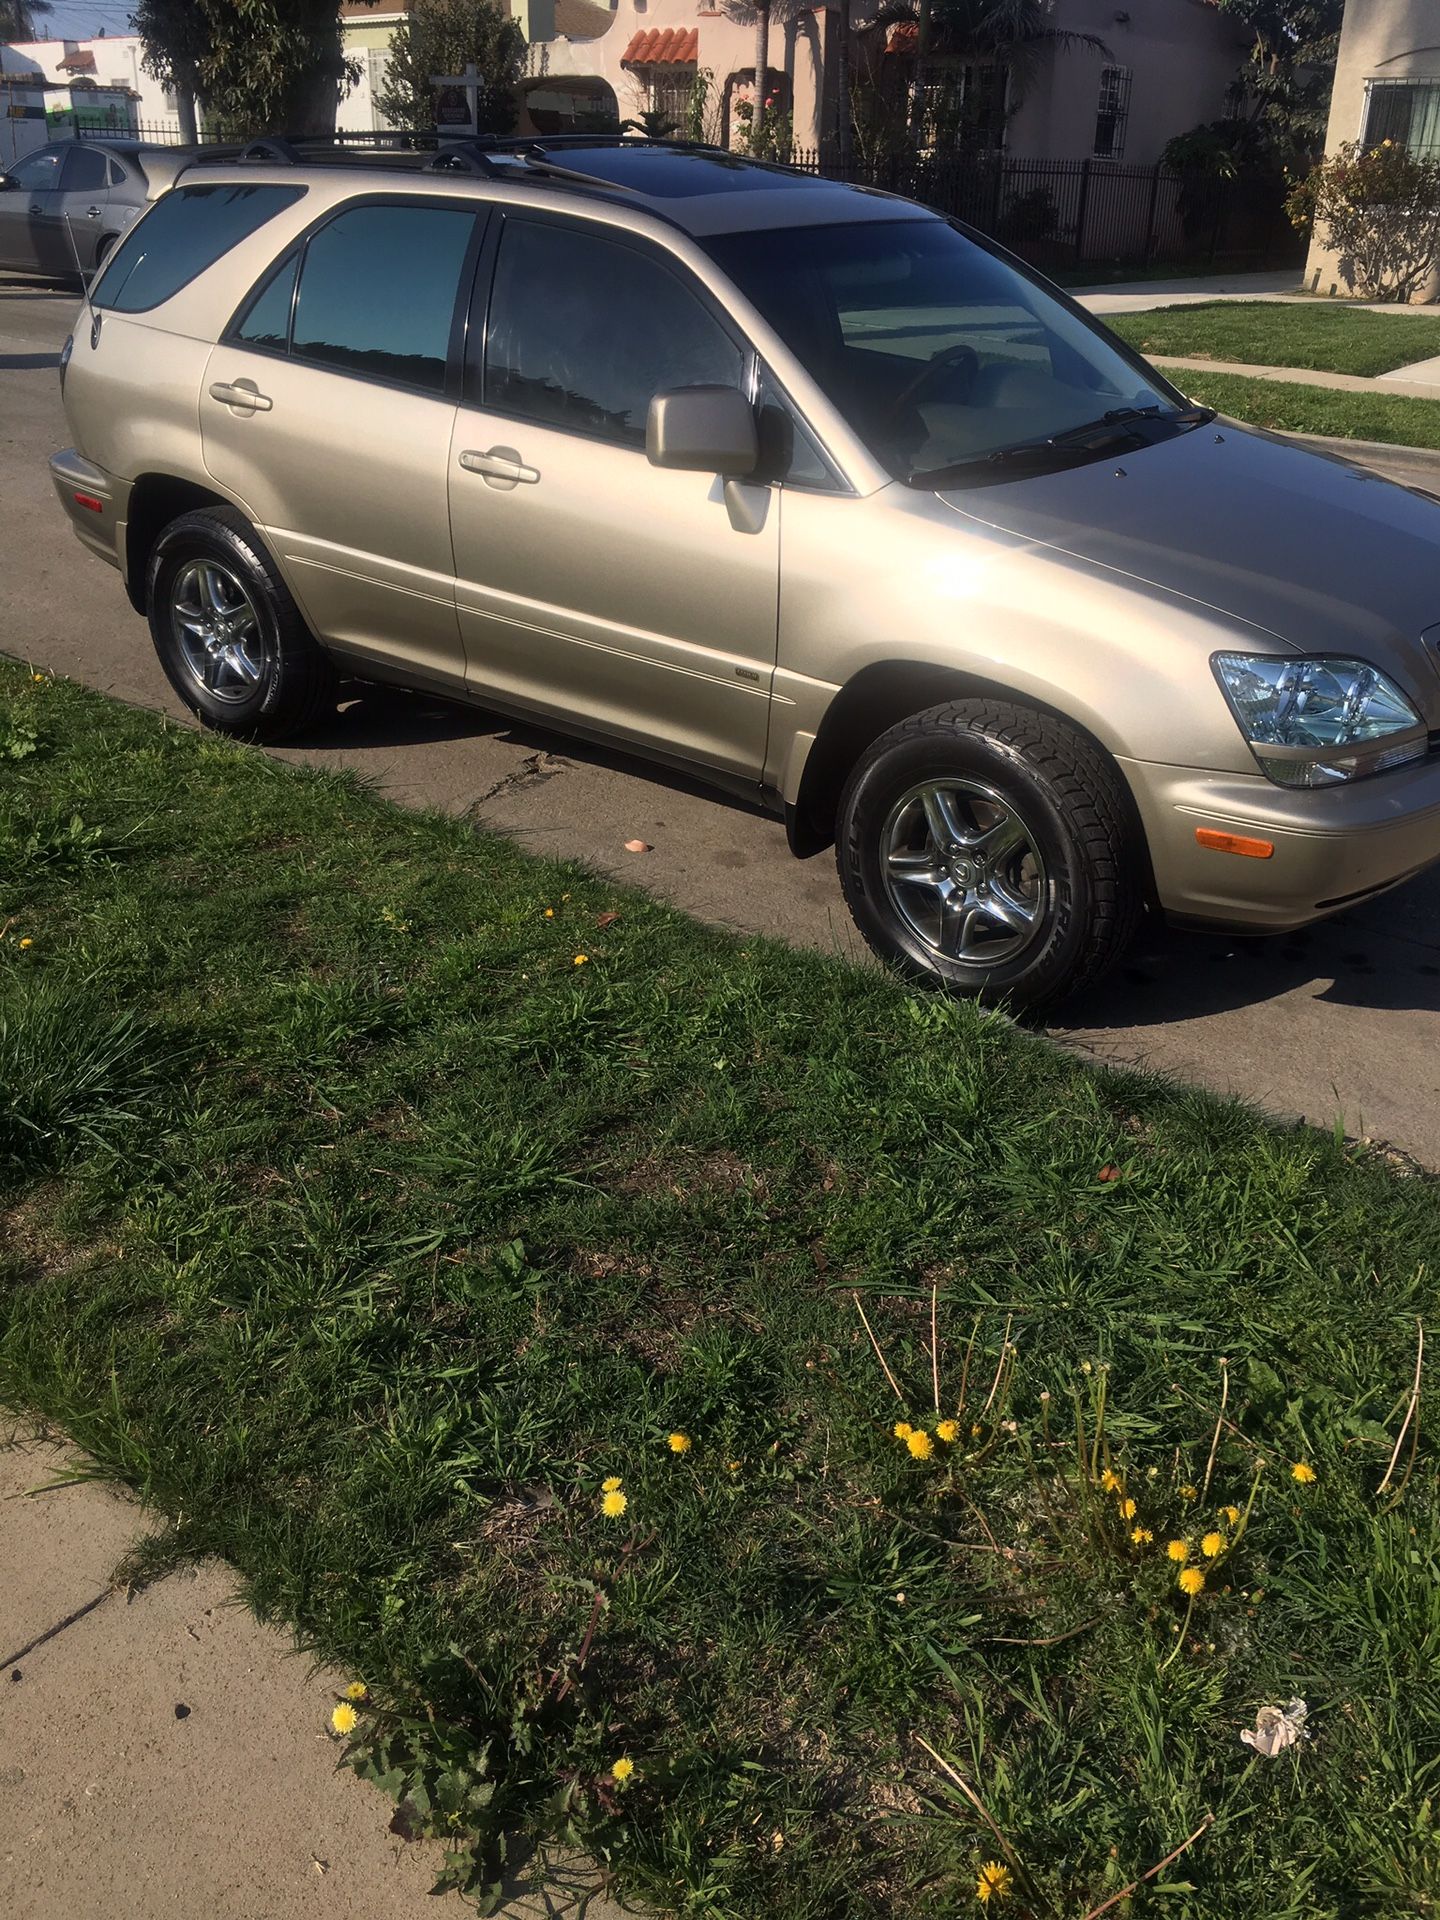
[[646, 385, 758, 477], [0, 175, 17, 192]]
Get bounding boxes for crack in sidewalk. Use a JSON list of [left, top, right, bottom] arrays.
[[465, 750, 575, 814], [3, 1588, 112, 1671]]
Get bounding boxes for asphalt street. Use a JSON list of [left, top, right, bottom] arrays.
[[5, 272, 1439, 1163]]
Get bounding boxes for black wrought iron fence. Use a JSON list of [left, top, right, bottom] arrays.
[[69, 120, 1303, 273], [790, 151, 1302, 273]]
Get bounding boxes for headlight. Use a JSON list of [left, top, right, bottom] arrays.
[[1212, 653, 1427, 787]]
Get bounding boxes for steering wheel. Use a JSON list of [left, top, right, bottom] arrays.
[[884, 342, 980, 427]]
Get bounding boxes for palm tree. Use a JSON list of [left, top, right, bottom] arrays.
[[900, 0, 1108, 145], [0, 0, 54, 36]]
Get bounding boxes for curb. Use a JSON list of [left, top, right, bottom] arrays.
[[1279, 429, 1440, 483]]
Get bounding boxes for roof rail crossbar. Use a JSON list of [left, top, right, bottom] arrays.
[[237, 136, 303, 164], [424, 140, 502, 178]]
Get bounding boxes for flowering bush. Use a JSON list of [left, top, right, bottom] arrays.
[[1288, 140, 1440, 302]]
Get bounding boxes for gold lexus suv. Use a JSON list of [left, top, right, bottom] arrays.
[[51, 137, 1440, 1010]]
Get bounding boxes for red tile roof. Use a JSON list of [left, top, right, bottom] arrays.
[[58, 48, 98, 73], [621, 27, 699, 67], [885, 23, 918, 54]]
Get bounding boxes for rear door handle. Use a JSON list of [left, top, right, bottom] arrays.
[[209, 378, 272, 413], [459, 446, 539, 489], [86, 205, 102, 218]]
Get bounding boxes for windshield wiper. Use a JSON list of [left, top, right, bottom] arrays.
[[907, 402, 1218, 487], [1046, 404, 1162, 447]]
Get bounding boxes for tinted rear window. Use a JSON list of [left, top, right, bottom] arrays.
[[92, 183, 305, 313], [289, 202, 477, 393]]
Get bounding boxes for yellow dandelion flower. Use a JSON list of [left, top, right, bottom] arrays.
[[936, 1419, 960, 1444], [906, 1429, 935, 1460], [1100, 1469, 1121, 1493], [1201, 1531, 1226, 1559], [667, 1432, 692, 1454], [726, 1459, 741, 1473], [1178, 1566, 1206, 1597], [544, 908, 554, 918], [1180, 1484, 1198, 1501], [1131, 1527, 1153, 1545], [330, 1703, 358, 1736], [977, 1859, 1013, 1904], [893, 1421, 913, 1439], [573, 954, 589, 967], [1119, 1497, 1137, 1521], [1222, 1505, 1241, 1527], [611, 1756, 635, 1784], [1166, 1539, 1189, 1563], [601, 1476, 623, 1493], [1291, 1462, 1316, 1484], [970, 1421, 982, 1437], [18, 937, 33, 949], [344, 1681, 368, 1702], [601, 1489, 628, 1518]]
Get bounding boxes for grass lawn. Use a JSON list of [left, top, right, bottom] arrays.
[[1152, 369, 1440, 452], [1107, 300, 1440, 377], [4, 661, 1440, 1918]]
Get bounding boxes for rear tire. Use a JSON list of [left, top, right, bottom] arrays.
[[146, 506, 336, 742], [836, 699, 1141, 1014]]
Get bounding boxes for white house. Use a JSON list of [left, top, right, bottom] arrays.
[[1304, 0, 1440, 299], [0, 34, 183, 167]]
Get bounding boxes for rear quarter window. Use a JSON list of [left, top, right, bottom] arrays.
[[91, 183, 305, 314]]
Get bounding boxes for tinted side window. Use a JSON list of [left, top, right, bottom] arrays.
[[62, 146, 108, 193], [234, 251, 298, 353], [291, 202, 476, 394], [106, 156, 129, 188], [485, 220, 744, 448], [92, 184, 305, 313], [7, 148, 62, 191]]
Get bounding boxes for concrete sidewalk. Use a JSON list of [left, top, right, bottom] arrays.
[[1074, 269, 1440, 318], [0, 1432, 624, 1920], [1144, 351, 1440, 402]]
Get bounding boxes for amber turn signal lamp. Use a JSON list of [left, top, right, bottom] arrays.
[[1194, 827, 1274, 859]]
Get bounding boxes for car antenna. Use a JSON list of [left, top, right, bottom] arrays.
[[61, 202, 99, 345]]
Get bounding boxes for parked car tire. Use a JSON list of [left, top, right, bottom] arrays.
[[836, 699, 1142, 1013], [146, 506, 336, 742]]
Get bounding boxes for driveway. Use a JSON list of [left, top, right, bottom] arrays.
[[6, 273, 1440, 1164]]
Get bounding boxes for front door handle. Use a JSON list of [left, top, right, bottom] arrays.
[[209, 378, 273, 413], [85, 205, 102, 218], [459, 446, 539, 490]]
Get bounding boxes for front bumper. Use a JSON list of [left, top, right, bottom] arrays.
[[1119, 751, 1440, 932], [49, 449, 128, 576]]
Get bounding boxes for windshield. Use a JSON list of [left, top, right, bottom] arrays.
[[705, 218, 1187, 485]]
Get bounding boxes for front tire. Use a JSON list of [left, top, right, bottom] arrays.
[[836, 699, 1141, 1013], [146, 506, 335, 742]]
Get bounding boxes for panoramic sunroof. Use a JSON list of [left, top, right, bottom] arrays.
[[540, 148, 834, 200]]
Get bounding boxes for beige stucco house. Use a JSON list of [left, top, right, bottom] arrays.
[[1305, 0, 1440, 298], [340, 0, 1246, 165]]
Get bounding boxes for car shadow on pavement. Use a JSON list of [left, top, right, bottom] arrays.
[[1, 352, 59, 370], [318, 681, 773, 816], [1059, 876, 1440, 1025]]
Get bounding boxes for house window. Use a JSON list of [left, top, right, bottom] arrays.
[[1362, 79, 1440, 158], [646, 72, 692, 125], [920, 63, 1007, 152], [1093, 65, 1132, 160]]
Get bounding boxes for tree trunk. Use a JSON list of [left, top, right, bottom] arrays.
[[907, 0, 932, 147], [836, 2, 851, 166], [753, 0, 771, 148], [177, 83, 198, 145]]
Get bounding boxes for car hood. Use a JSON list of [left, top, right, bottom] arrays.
[[934, 421, 1440, 719]]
